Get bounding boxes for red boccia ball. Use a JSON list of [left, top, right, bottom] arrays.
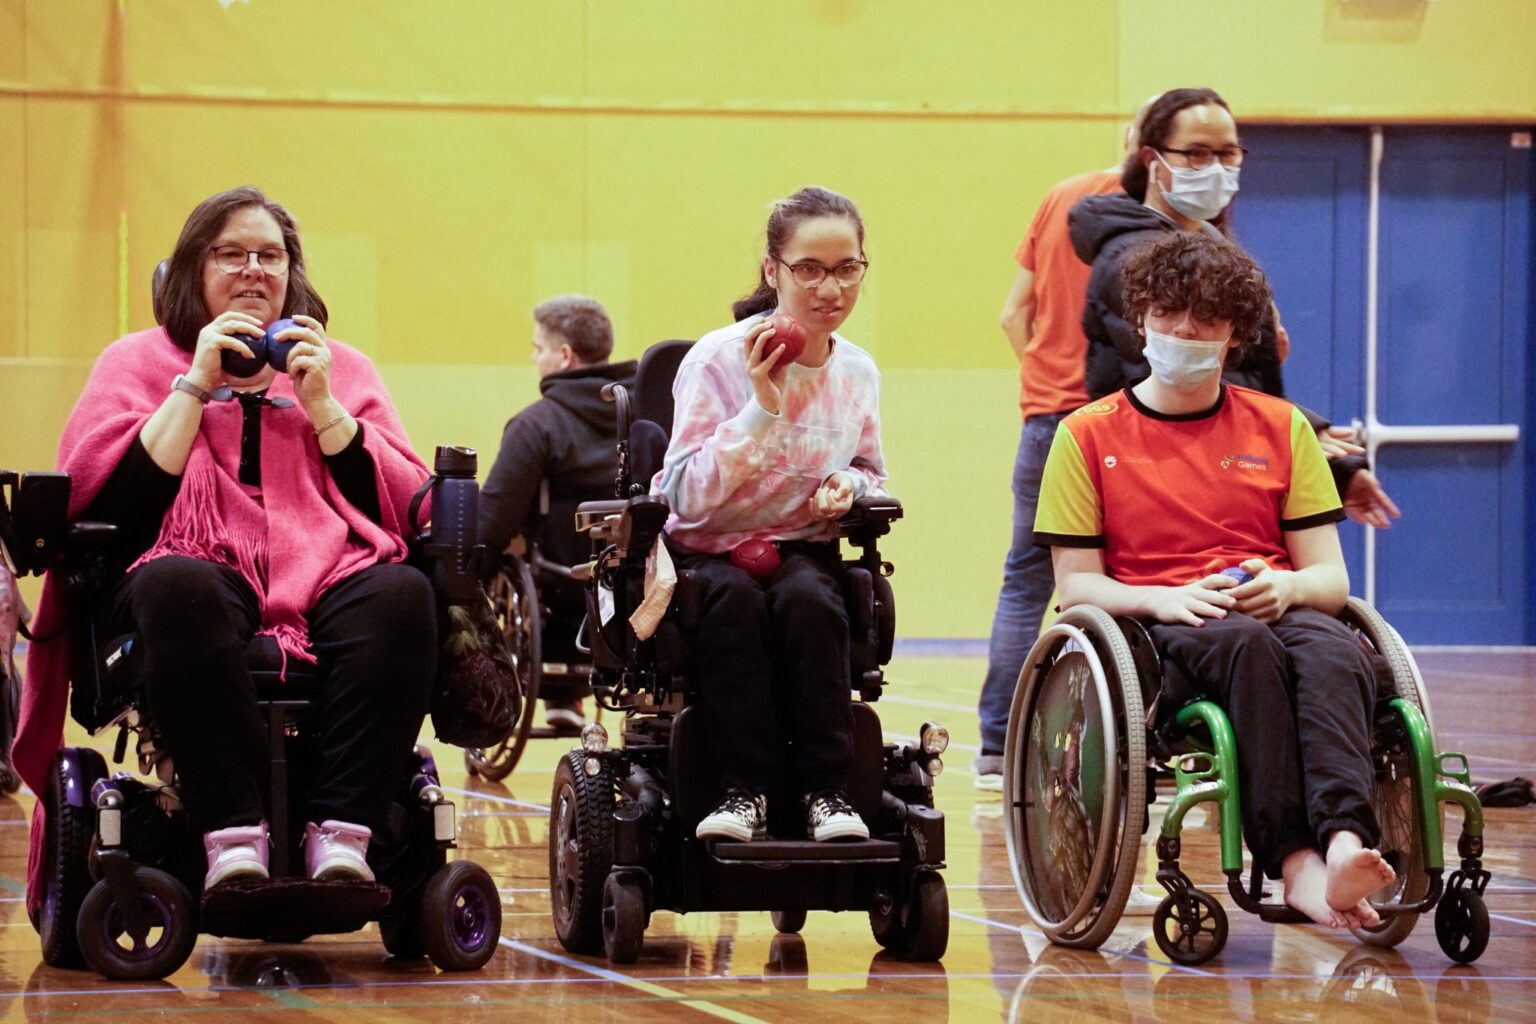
[[730, 538, 781, 582], [765, 313, 808, 365]]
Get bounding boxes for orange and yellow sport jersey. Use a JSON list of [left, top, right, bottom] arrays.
[[1033, 385, 1344, 588]]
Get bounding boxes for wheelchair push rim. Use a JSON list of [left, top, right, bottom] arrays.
[[465, 554, 543, 782], [1004, 605, 1146, 946]]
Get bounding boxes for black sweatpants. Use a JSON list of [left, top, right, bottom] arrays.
[[1149, 607, 1381, 878], [678, 542, 854, 796], [111, 556, 435, 834]]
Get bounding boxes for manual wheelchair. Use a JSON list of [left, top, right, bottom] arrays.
[[0, 463, 502, 982], [1002, 601, 1490, 966], [547, 340, 950, 964], [465, 483, 599, 783]]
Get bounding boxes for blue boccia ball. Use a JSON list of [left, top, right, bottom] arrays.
[[264, 318, 302, 372], [1220, 566, 1254, 586], [220, 331, 268, 379]]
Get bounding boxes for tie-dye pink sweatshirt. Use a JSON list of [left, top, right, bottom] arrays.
[[658, 317, 887, 554]]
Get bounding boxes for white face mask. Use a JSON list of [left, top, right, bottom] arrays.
[[1143, 327, 1230, 389], [1157, 155, 1241, 222]]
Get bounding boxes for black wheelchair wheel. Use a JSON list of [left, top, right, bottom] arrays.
[[420, 860, 502, 971], [1434, 888, 1489, 964], [549, 750, 615, 955], [40, 749, 103, 968], [601, 873, 646, 964], [465, 554, 542, 783], [1341, 598, 1437, 948], [900, 872, 949, 962], [77, 867, 196, 981], [379, 908, 425, 959], [771, 908, 807, 935], [1004, 605, 1146, 950], [1152, 890, 1227, 967], [869, 887, 906, 952]]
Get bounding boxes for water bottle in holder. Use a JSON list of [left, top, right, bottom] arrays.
[[429, 445, 483, 604]]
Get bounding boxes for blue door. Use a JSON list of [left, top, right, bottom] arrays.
[[1239, 126, 1532, 644]]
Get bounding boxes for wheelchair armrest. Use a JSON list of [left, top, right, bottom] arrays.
[[837, 494, 903, 544], [69, 521, 121, 552], [576, 494, 670, 559]]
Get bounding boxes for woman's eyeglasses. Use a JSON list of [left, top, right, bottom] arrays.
[[774, 257, 869, 289], [208, 245, 290, 275]]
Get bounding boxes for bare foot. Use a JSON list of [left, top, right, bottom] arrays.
[[1325, 834, 1395, 923], [1282, 849, 1346, 928]]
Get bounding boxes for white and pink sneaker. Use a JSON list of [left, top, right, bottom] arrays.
[[203, 822, 270, 889], [303, 820, 374, 882]]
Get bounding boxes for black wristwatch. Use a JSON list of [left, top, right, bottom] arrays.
[[171, 374, 215, 404]]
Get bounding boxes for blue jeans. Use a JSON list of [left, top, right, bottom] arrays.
[[977, 414, 1066, 754]]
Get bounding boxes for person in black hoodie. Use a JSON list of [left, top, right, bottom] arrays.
[[1069, 87, 1400, 528], [479, 294, 637, 728]]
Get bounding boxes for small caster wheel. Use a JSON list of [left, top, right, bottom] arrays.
[[901, 872, 949, 961], [421, 861, 501, 971], [602, 874, 646, 964], [1152, 890, 1227, 966], [77, 867, 196, 981], [1435, 888, 1489, 964], [771, 908, 807, 935]]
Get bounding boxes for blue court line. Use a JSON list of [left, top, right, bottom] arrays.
[[1491, 913, 1536, 929], [439, 786, 551, 812]]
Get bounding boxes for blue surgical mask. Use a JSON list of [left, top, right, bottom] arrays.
[[1157, 156, 1240, 222], [1143, 328, 1230, 389]]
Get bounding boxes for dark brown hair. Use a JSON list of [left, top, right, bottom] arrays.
[[533, 294, 614, 364], [732, 186, 865, 321], [158, 186, 328, 351], [1121, 87, 1232, 204], [1120, 232, 1272, 358]]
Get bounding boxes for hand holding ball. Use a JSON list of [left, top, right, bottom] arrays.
[[730, 538, 781, 583], [1219, 566, 1254, 586], [764, 314, 808, 366], [218, 317, 302, 377]]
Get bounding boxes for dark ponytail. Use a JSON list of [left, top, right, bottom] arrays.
[[732, 186, 865, 321]]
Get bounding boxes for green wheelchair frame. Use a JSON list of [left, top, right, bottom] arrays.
[[1002, 599, 1490, 967]]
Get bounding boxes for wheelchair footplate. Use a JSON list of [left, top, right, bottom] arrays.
[[709, 838, 901, 864], [202, 878, 392, 939]]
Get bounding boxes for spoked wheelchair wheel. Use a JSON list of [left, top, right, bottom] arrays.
[[1004, 605, 1146, 950], [1340, 598, 1438, 947], [465, 553, 542, 782]]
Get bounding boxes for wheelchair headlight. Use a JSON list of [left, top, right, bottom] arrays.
[[920, 722, 949, 757], [581, 722, 609, 755], [926, 757, 944, 778]]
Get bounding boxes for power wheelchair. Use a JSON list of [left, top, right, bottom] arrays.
[[1002, 601, 1490, 966], [465, 482, 598, 782], [547, 340, 950, 964], [0, 460, 503, 981]]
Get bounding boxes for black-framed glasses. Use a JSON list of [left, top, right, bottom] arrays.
[[208, 244, 290, 275], [1159, 145, 1247, 169], [773, 256, 869, 289]]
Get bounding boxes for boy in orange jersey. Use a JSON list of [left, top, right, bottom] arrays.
[[1034, 232, 1395, 929]]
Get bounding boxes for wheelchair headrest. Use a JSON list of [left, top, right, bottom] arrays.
[[633, 340, 693, 439], [628, 420, 669, 495], [152, 258, 169, 327]]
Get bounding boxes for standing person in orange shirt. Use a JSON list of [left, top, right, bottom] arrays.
[[974, 104, 1155, 791]]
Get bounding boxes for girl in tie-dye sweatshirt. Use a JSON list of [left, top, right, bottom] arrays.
[[660, 186, 887, 845]]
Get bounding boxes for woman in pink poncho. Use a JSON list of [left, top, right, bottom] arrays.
[[14, 187, 433, 902]]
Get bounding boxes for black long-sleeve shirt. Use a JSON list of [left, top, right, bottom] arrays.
[[84, 394, 381, 564]]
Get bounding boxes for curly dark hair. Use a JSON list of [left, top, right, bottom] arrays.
[[1120, 232, 1272, 357]]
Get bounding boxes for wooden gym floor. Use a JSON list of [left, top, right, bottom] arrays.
[[1, 647, 1532, 1022]]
